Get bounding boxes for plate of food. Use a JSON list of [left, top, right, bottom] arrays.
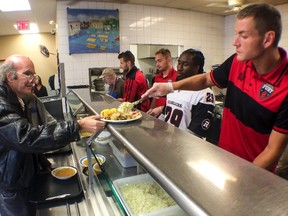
[[100, 108, 142, 123], [51, 166, 77, 180], [79, 154, 106, 167]]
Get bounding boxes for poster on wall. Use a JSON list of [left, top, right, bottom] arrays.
[[67, 8, 120, 54]]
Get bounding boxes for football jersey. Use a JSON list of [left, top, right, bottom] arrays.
[[159, 88, 215, 137]]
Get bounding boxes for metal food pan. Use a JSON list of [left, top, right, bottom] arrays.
[[113, 173, 187, 216]]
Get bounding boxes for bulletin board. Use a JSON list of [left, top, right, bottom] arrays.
[[67, 8, 120, 54]]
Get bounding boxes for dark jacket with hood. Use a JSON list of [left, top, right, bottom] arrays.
[[0, 81, 79, 190]]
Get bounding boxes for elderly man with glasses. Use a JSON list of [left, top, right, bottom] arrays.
[[0, 55, 106, 216]]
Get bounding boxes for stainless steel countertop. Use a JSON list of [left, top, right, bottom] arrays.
[[71, 88, 288, 216]]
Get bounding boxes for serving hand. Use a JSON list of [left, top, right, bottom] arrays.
[[141, 82, 174, 99]]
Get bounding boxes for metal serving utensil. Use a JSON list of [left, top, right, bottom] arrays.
[[45, 193, 71, 201], [118, 97, 147, 112], [131, 97, 146, 106]]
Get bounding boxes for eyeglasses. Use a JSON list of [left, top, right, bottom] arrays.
[[17, 72, 35, 83]]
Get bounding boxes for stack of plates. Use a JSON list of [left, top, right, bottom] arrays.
[[93, 79, 105, 91]]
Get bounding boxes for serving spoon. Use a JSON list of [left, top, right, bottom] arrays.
[[118, 97, 146, 113]]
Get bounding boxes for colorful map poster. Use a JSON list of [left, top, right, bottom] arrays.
[[67, 8, 120, 54]]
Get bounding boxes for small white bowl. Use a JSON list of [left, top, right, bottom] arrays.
[[96, 131, 112, 145], [51, 166, 77, 180], [79, 155, 106, 167]]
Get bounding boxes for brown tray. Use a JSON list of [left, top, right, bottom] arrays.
[[29, 170, 83, 204]]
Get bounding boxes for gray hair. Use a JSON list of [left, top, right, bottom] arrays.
[[0, 61, 17, 81]]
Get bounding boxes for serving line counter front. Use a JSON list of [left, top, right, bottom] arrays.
[[69, 88, 288, 216], [38, 88, 288, 216]]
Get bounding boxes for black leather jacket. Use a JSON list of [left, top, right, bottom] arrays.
[[0, 81, 79, 190]]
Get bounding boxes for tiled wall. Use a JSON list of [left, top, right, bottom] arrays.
[[57, 1, 224, 86], [57, 2, 288, 87]]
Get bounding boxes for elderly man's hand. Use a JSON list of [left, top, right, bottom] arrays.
[[77, 115, 106, 133], [141, 82, 174, 99]]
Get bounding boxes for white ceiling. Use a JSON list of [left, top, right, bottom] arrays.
[[0, 0, 287, 36]]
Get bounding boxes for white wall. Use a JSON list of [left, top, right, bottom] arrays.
[[0, 33, 57, 94], [57, 2, 288, 87], [56, 1, 224, 86]]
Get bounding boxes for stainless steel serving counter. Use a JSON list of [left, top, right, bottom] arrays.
[[69, 88, 288, 216]]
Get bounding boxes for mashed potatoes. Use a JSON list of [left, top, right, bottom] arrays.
[[118, 102, 134, 113], [120, 182, 176, 214]]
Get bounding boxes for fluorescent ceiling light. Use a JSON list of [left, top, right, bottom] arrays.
[[14, 23, 39, 34], [0, 0, 31, 12]]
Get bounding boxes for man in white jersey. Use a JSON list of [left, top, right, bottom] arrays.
[[150, 49, 215, 138]]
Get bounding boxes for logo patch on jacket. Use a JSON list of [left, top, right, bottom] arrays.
[[259, 83, 274, 99]]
